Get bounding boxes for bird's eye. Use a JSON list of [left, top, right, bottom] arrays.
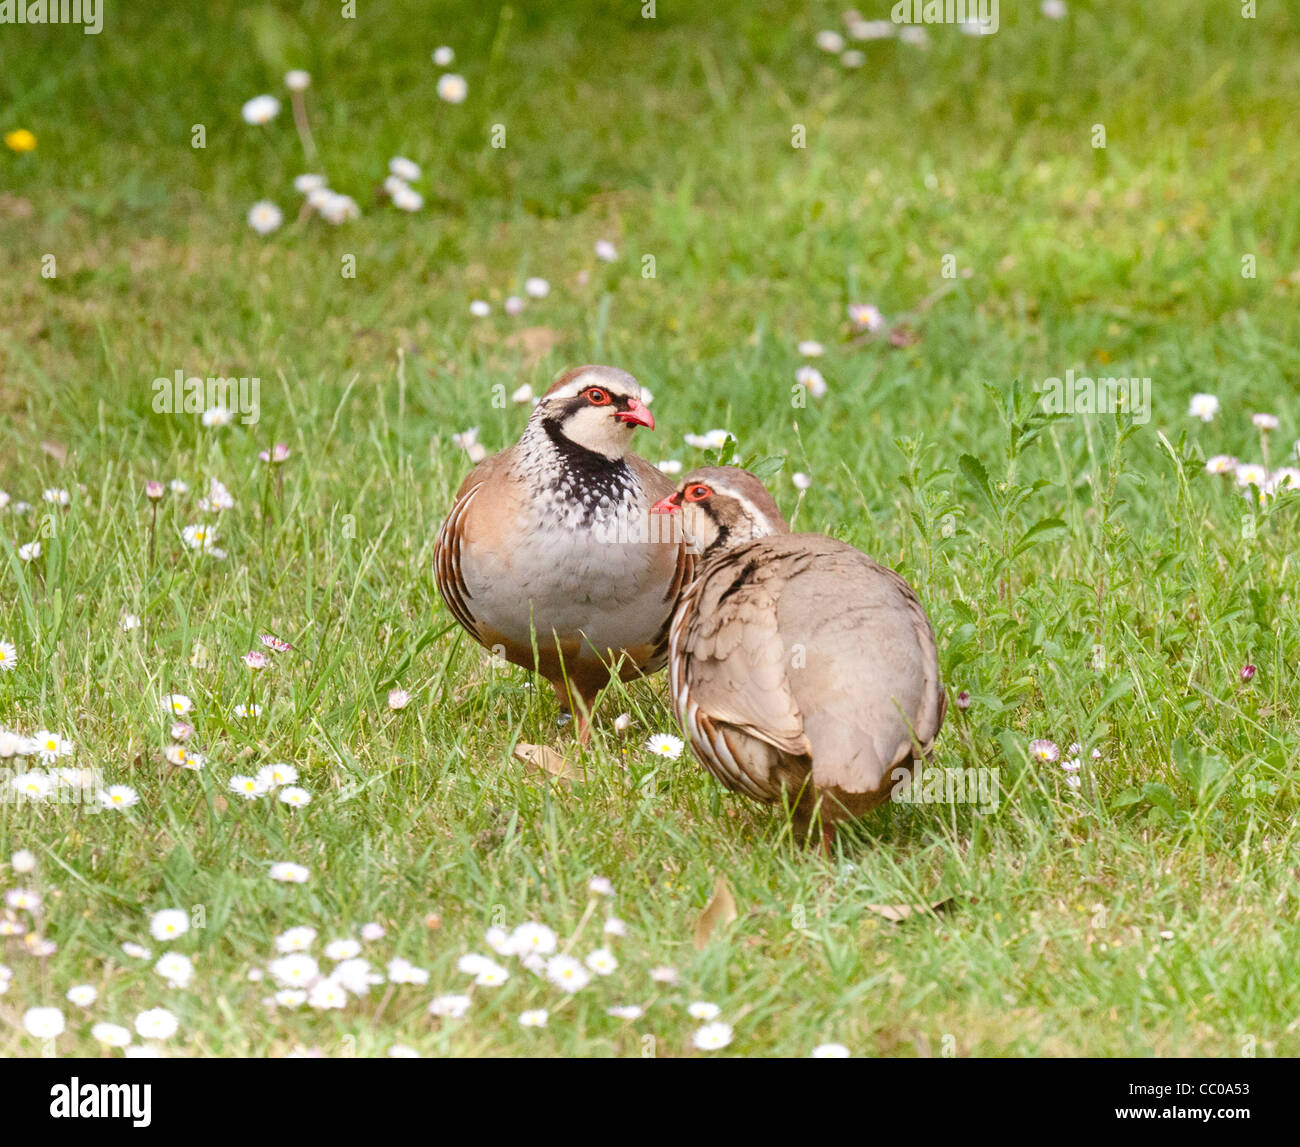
[[684, 484, 712, 502], [585, 387, 611, 406]]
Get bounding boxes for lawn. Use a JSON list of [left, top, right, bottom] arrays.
[[1, 0, 1298, 1058]]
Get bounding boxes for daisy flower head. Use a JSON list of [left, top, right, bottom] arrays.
[[1042, 0, 1067, 16], [275, 989, 307, 1008], [795, 365, 828, 399], [792, 472, 813, 491], [651, 966, 679, 984], [155, 952, 194, 988], [122, 942, 152, 960], [387, 687, 411, 711], [811, 1043, 850, 1058], [279, 786, 311, 808], [23, 1007, 65, 1039], [386, 957, 429, 985], [511, 384, 534, 404], [389, 156, 421, 182], [428, 994, 471, 1018], [228, 774, 268, 800], [34, 731, 73, 763], [607, 1004, 644, 1020], [585, 948, 618, 975], [485, 926, 514, 956], [165, 744, 204, 770], [360, 921, 386, 942], [688, 1001, 721, 1021], [247, 201, 283, 236], [333, 958, 382, 995], [815, 30, 845, 52], [243, 650, 268, 670], [603, 917, 627, 937], [275, 926, 317, 953], [437, 73, 468, 103], [163, 693, 192, 717], [524, 276, 550, 299], [594, 239, 618, 262], [848, 303, 885, 331], [182, 524, 219, 553], [294, 173, 326, 194], [545, 955, 591, 994], [11, 770, 51, 800], [11, 849, 37, 873], [258, 762, 298, 788], [6, 888, 41, 910], [645, 733, 684, 760], [388, 1044, 420, 1058], [42, 487, 70, 506], [241, 94, 281, 124], [150, 909, 190, 942], [284, 69, 311, 92], [899, 25, 929, 46], [0, 640, 16, 672], [269, 954, 319, 987], [504, 295, 525, 316], [519, 1009, 549, 1028], [797, 340, 824, 357], [260, 633, 292, 652], [324, 939, 361, 961], [432, 46, 454, 66], [67, 984, 98, 1007], [98, 785, 139, 810], [1205, 455, 1238, 475], [657, 460, 683, 476], [18, 541, 42, 561], [134, 1007, 179, 1040], [1028, 739, 1060, 764], [91, 1022, 132, 1047], [257, 444, 291, 465], [469, 300, 490, 318], [1188, 393, 1219, 422], [269, 862, 310, 884], [121, 613, 142, 631], [318, 192, 360, 225], [233, 703, 263, 719], [1252, 412, 1280, 431], [201, 407, 234, 429], [392, 184, 424, 212], [509, 922, 558, 955], [1235, 463, 1269, 489], [693, 1021, 734, 1050], [474, 962, 510, 987], [588, 876, 614, 897], [684, 429, 731, 450]]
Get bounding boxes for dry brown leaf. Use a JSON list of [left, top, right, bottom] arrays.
[[514, 741, 584, 784], [212, 795, 228, 813], [40, 440, 68, 464], [693, 875, 739, 950], [865, 898, 954, 923], [503, 326, 567, 368]]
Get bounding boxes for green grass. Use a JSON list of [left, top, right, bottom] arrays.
[[1, 0, 1298, 1057]]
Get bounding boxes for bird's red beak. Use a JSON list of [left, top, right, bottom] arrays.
[[650, 493, 681, 515], [615, 397, 655, 430]]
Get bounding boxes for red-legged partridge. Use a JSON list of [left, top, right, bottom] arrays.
[[651, 466, 945, 846], [435, 365, 692, 741]]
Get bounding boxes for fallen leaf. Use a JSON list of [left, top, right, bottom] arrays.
[[40, 440, 68, 464], [865, 898, 953, 922], [212, 795, 228, 813], [514, 741, 584, 784], [693, 875, 739, 950], [503, 326, 566, 367]]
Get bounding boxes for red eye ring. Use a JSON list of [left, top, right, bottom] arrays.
[[585, 387, 611, 406], [684, 484, 712, 502]]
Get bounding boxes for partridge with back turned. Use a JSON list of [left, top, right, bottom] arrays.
[[651, 466, 945, 846]]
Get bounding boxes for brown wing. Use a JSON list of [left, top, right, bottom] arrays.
[[433, 450, 515, 643]]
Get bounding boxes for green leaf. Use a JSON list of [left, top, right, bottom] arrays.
[[1141, 782, 1177, 816], [1011, 516, 1067, 559], [1092, 675, 1134, 720], [1111, 787, 1144, 810], [746, 455, 785, 482], [958, 453, 997, 516], [716, 435, 738, 467]]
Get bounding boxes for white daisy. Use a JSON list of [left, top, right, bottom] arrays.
[[688, 1001, 721, 1020], [545, 955, 591, 993], [66, 984, 98, 1007], [279, 786, 311, 808], [269, 862, 310, 883], [594, 239, 618, 262], [308, 978, 349, 1010], [432, 46, 454, 66], [389, 156, 421, 182], [11, 849, 36, 872], [436, 73, 468, 104], [122, 942, 152, 959], [23, 1007, 65, 1039], [657, 460, 683, 475], [91, 1022, 132, 1047], [469, 300, 491, 317], [518, 1009, 549, 1027], [269, 954, 320, 987], [275, 989, 308, 1008], [524, 276, 550, 298], [811, 1043, 850, 1057], [1205, 455, 1238, 474], [428, 994, 472, 1018], [795, 365, 828, 398], [1235, 463, 1269, 488], [98, 785, 139, 810], [645, 733, 684, 760], [386, 957, 429, 985], [607, 1005, 644, 1020], [510, 922, 558, 955], [504, 295, 525, 315], [1188, 393, 1219, 421], [6, 888, 40, 910], [792, 472, 813, 491], [228, 774, 268, 799], [42, 487, 70, 506], [388, 1044, 420, 1057], [815, 30, 845, 52], [324, 939, 361, 961], [392, 184, 424, 212], [154, 952, 194, 988], [134, 1007, 179, 1040], [585, 948, 618, 975], [121, 613, 141, 631], [162, 693, 192, 717], [294, 173, 326, 194], [150, 910, 190, 942], [603, 917, 627, 937], [241, 94, 281, 125], [693, 1021, 733, 1050], [274, 926, 317, 953], [474, 961, 510, 987], [284, 70, 311, 92], [360, 922, 386, 941], [247, 201, 283, 236], [0, 640, 16, 672], [33, 731, 73, 763], [11, 771, 51, 800], [1252, 412, 1280, 431], [17, 541, 42, 561]]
